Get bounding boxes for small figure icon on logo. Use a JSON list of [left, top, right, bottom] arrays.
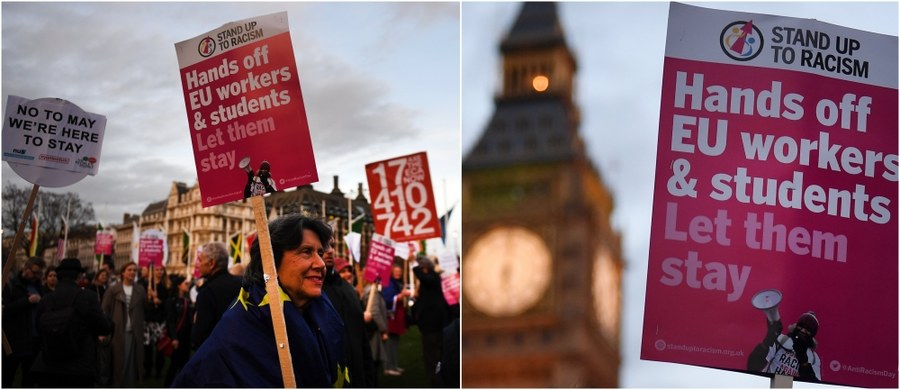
[[198, 36, 216, 58], [720, 20, 764, 61]]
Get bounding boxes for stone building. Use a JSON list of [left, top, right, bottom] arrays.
[[4, 177, 373, 277]]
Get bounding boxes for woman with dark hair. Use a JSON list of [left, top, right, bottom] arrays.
[[40, 266, 58, 295], [143, 265, 171, 379], [172, 215, 347, 387], [85, 268, 109, 302]]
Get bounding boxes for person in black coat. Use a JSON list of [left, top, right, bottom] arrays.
[[412, 256, 451, 387], [191, 242, 242, 350], [29, 258, 113, 387], [322, 241, 376, 387], [164, 275, 194, 387], [438, 318, 460, 388], [2, 257, 46, 387], [141, 265, 171, 379]]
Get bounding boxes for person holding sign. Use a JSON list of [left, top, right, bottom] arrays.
[[747, 311, 822, 381], [172, 215, 347, 387], [412, 256, 451, 387], [361, 278, 389, 380], [382, 261, 411, 376]]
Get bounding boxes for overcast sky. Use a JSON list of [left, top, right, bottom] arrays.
[[462, 1, 896, 388], [2, 2, 461, 252]]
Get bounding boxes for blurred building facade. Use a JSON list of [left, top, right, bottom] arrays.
[[461, 2, 624, 387], [6, 177, 374, 275]]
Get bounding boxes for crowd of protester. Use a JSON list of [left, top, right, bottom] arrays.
[[2, 214, 460, 388]]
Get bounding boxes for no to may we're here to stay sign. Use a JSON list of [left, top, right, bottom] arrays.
[[642, 3, 897, 388]]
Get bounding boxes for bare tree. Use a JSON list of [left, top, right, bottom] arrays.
[[2, 181, 96, 253]]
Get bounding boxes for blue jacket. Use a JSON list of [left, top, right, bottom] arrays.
[[172, 283, 347, 387]]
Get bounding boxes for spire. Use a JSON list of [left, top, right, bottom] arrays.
[[500, 2, 568, 53], [330, 175, 344, 196], [463, 2, 581, 170]]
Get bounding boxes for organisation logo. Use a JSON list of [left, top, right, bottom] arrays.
[[198, 36, 216, 58], [720, 20, 764, 61], [75, 155, 97, 169]]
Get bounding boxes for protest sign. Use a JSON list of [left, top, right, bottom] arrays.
[[393, 241, 411, 260], [175, 11, 317, 207], [192, 246, 203, 280], [364, 233, 395, 286], [641, 3, 897, 387], [365, 151, 441, 242], [2, 96, 107, 187], [441, 272, 460, 306], [344, 232, 361, 263], [94, 231, 115, 256], [138, 229, 167, 268], [437, 249, 459, 272]]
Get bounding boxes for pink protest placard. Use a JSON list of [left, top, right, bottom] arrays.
[[175, 12, 317, 207], [363, 233, 395, 285], [94, 231, 115, 255], [441, 272, 460, 306], [193, 247, 203, 280], [642, 4, 897, 388], [138, 229, 167, 268]]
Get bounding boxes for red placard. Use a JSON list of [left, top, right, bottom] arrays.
[[94, 231, 115, 255], [175, 12, 317, 207], [642, 4, 897, 388], [365, 151, 441, 242]]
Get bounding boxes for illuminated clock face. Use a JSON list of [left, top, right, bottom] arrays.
[[463, 226, 552, 317], [532, 75, 549, 92], [593, 247, 620, 342]]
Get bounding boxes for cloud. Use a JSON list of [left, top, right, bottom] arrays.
[[3, 2, 460, 229], [302, 56, 421, 154]]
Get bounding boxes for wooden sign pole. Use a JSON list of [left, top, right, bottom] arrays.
[[2, 184, 40, 355], [365, 278, 379, 313], [403, 253, 412, 307], [250, 196, 296, 387], [771, 374, 793, 388]]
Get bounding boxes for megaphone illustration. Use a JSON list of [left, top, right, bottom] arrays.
[[239, 156, 252, 170], [751, 289, 782, 322]]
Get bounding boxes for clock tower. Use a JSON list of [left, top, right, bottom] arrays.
[[462, 3, 623, 387]]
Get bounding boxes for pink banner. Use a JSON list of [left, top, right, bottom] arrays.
[[363, 234, 395, 285], [138, 229, 167, 268], [642, 4, 897, 388], [193, 247, 203, 280], [175, 12, 317, 207], [94, 231, 114, 255], [441, 272, 460, 306]]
